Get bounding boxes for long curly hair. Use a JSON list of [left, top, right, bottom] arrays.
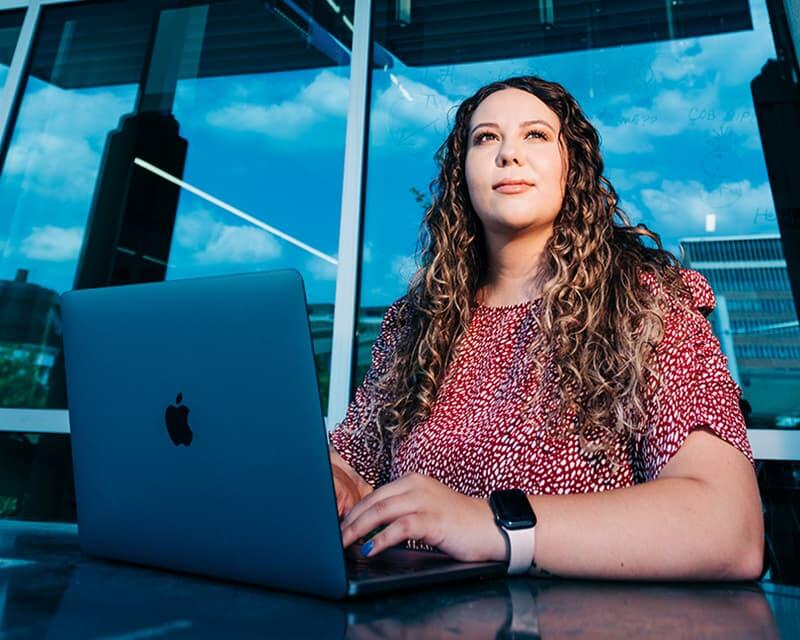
[[361, 75, 694, 466]]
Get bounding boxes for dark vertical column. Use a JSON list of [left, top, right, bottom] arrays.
[[25, 6, 207, 522], [750, 0, 800, 585], [751, 60, 800, 321], [72, 6, 204, 290]]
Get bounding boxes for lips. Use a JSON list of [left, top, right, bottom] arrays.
[[494, 181, 534, 194], [493, 179, 534, 190]]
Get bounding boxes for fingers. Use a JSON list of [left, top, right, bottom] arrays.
[[336, 491, 357, 519], [333, 468, 361, 518], [341, 473, 419, 529], [358, 514, 425, 558], [340, 490, 417, 549]]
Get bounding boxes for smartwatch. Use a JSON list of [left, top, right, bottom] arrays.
[[489, 489, 537, 575]]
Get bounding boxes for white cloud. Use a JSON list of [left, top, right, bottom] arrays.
[[617, 199, 646, 224], [4, 86, 132, 201], [205, 69, 348, 139], [19, 225, 83, 261], [5, 133, 99, 201], [298, 70, 350, 118], [640, 179, 775, 237], [14, 85, 131, 143], [391, 254, 418, 282], [174, 208, 214, 250], [207, 69, 457, 149], [197, 225, 281, 264], [174, 208, 281, 264], [595, 2, 772, 157], [362, 241, 374, 264], [596, 80, 764, 155], [596, 86, 717, 153], [370, 75, 460, 149], [207, 101, 316, 139], [648, 2, 774, 87], [305, 255, 337, 281]]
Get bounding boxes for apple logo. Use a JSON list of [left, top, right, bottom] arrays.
[[165, 392, 193, 446]]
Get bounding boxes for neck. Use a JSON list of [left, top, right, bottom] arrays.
[[478, 227, 552, 306]]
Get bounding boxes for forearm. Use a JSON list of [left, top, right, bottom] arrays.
[[525, 476, 763, 580]]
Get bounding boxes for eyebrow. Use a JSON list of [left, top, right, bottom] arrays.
[[470, 119, 557, 135]]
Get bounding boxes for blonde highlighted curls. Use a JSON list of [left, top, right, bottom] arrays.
[[359, 76, 695, 466]]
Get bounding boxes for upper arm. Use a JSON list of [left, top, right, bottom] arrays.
[[659, 426, 757, 491], [634, 270, 764, 576], [659, 427, 764, 578], [327, 298, 407, 487], [636, 269, 754, 481]]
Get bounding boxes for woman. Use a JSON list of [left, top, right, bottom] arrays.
[[329, 76, 763, 580]]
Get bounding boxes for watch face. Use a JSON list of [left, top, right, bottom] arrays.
[[490, 490, 537, 530]]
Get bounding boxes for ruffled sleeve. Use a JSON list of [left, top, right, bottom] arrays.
[[328, 298, 406, 488], [634, 269, 755, 482]]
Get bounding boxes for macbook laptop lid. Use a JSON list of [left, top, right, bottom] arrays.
[[61, 269, 504, 599]]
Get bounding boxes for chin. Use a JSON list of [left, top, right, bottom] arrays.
[[485, 210, 552, 232]]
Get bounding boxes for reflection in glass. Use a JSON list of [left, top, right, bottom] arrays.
[[683, 236, 799, 428], [357, 0, 799, 430], [0, 10, 25, 90], [0, 0, 354, 523], [0, 1, 354, 413]]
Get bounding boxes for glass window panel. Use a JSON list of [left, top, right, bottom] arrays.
[[0, 0, 353, 415], [0, 9, 25, 90], [358, 0, 799, 436]]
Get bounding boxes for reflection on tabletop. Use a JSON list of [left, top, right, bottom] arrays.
[[344, 580, 781, 640], [0, 524, 787, 640]]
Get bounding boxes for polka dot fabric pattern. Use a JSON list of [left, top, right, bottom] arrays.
[[329, 269, 754, 502]]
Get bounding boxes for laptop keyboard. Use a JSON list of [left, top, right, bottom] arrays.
[[346, 561, 424, 580], [345, 549, 458, 581]]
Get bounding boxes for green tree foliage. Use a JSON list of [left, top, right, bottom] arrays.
[[0, 348, 50, 408]]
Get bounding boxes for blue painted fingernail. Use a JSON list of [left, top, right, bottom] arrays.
[[360, 540, 374, 557]]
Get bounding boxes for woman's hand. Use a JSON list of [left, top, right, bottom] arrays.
[[340, 472, 507, 563], [332, 463, 373, 518]]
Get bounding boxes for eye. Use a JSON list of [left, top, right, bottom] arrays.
[[525, 128, 548, 140], [472, 129, 549, 145], [473, 131, 497, 145]]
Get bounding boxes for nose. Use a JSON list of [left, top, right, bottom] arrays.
[[496, 140, 524, 167]]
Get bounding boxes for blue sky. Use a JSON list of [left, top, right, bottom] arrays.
[[0, 0, 779, 306]]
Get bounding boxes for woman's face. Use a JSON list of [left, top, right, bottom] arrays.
[[465, 88, 568, 238]]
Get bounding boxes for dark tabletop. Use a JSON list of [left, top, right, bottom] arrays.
[[0, 520, 798, 639]]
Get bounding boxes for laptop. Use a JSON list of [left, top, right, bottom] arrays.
[[60, 269, 506, 598]]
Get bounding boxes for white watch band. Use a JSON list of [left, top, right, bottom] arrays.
[[503, 525, 536, 575], [505, 582, 540, 636]]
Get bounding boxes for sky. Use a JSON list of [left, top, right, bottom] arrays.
[[0, 0, 780, 307]]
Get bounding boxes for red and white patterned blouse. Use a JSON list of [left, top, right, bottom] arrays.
[[329, 269, 754, 499]]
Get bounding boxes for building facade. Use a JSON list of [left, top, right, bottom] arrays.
[[681, 234, 800, 428]]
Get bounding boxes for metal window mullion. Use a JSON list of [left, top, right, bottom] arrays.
[[0, 0, 41, 161], [0, 0, 88, 435], [749, 430, 800, 460], [0, 1, 67, 435], [0, 408, 70, 433], [785, 0, 800, 79], [0, 0, 87, 8], [326, 0, 372, 430]]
